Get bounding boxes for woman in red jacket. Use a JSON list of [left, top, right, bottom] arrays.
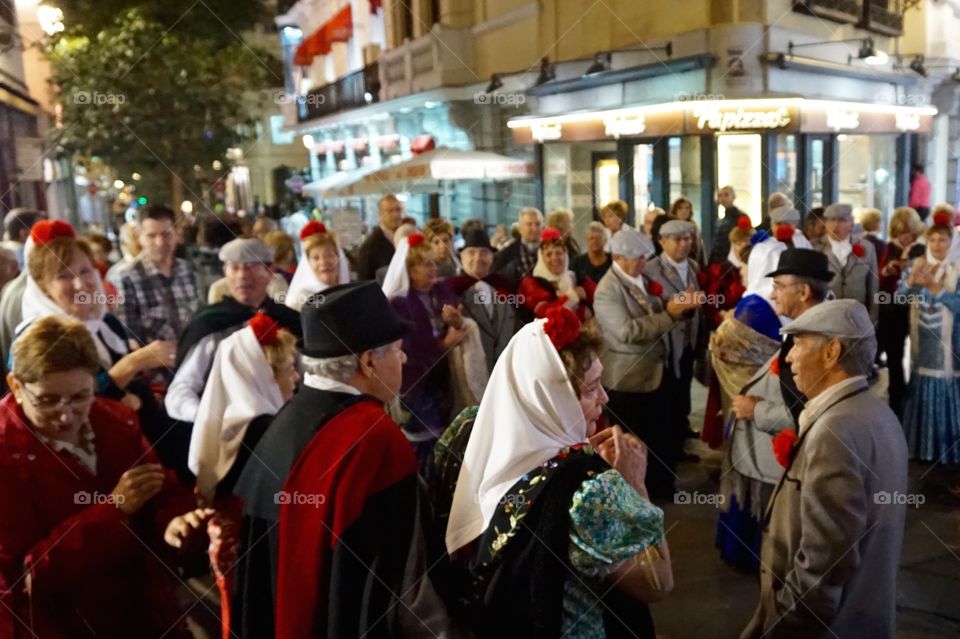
[[0, 315, 198, 639]]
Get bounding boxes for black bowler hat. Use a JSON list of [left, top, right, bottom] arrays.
[[458, 227, 496, 253], [298, 281, 412, 358], [765, 248, 834, 282]]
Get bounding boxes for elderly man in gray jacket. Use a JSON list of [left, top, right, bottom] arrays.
[[812, 203, 879, 324], [594, 228, 699, 498], [741, 299, 908, 639]]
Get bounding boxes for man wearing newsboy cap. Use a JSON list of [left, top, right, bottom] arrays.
[[594, 228, 699, 498], [166, 238, 301, 427], [741, 299, 907, 639], [812, 203, 879, 324]]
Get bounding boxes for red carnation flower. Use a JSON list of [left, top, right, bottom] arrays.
[[248, 311, 280, 346], [933, 211, 952, 227], [647, 280, 663, 297], [852, 243, 865, 258], [300, 220, 328, 240], [30, 219, 75, 246], [543, 305, 580, 351], [736, 215, 752, 230], [541, 227, 562, 243], [774, 224, 794, 242], [407, 232, 425, 248], [770, 357, 780, 376], [772, 429, 798, 468]]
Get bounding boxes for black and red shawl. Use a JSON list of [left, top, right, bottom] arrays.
[[232, 387, 459, 639]]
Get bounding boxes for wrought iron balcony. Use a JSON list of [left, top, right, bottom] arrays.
[[793, 0, 861, 24], [297, 63, 381, 123]]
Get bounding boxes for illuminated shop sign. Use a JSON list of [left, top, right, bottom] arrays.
[[691, 106, 794, 132], [508, 99, 935, 144]]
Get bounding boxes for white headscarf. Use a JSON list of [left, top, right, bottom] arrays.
[[285, 243, 350, 311], [382, 235, 413, 299], [445, 318, 587, 553], [19, 269, 128, 369], [188, 325, 285, 501], [533, 248, 580, 307]]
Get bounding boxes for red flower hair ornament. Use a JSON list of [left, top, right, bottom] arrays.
[[248, 311, 280, 347], [774, 224, 794, 242], [736, 215, 752, 230], [30, 220, 76, 246], [300, 220, 328, 240], [540, 227, 562, 243], [851, 243, 865, 258], [543, 305, 580, 351], [772, 429, 798, 468], [933, 211, 952, 227], [407, 232, 425, 248]]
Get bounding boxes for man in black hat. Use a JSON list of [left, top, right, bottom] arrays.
[[232, 281, 462, 639], [732, 248, 834, 425], [448, 226, 519, 373]]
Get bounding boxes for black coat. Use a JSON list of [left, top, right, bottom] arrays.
[[355, 226, 395, 281]]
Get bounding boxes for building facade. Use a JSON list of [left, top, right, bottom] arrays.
[[276, 0, 960, 245]]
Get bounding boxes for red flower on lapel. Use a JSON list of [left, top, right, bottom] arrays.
[[774, 224, 794, 242], [772, 429, 798, 468], [770, 358, 780, 376], [647, 280, 663, 297], [852, 243, 865, 258]]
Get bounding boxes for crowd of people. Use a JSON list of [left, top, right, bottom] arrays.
[[0, 183, 952, 638]]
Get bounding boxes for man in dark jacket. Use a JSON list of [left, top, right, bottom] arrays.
[[492, 207, 542, 285], [709, 185, 746, 263], [355, 195, 403, 280]]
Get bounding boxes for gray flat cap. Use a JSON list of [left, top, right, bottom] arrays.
[[659, 219, 695, 237], [770, 206, 800, 225], [781, 299, 874, 339], [219, 238, 274, 264], [823, 203, 853, 220], [610, 228, 654, 259]]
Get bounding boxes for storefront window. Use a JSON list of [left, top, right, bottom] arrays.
[[807, 137, 825, 209], [717, 133, 763, 226], [668, 136, 703, 226], [543, 141, 618, 239], [775, 134, 798, 206], [838, 134, 897, 221], [633, 143, 655, 215]]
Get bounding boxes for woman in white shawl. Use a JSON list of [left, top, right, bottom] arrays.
[[440, 307, 673, 638], [14, 220, 180, 463], [518, 227, 590, 321], [284, 220, 350, 311], [184, 310, 299, 637]]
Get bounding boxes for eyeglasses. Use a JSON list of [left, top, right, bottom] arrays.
[[18, 382, 95, 414]]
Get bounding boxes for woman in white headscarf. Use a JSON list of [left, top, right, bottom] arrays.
[[440, 307, 672, 638], [13, 220, 180, 465], [383, 233, 487, 477], [284, 221, 350, 311], [518, 227, 591, 321], [180, 310, 298, 639]]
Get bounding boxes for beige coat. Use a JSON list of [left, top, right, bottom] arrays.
[[741, 377, 908, 639], [593, 265, 674, 392]]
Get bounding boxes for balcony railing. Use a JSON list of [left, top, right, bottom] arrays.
[[297, 63, 381, 123], [793, 0, 861, 24], [860, 1, 903, 36]]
